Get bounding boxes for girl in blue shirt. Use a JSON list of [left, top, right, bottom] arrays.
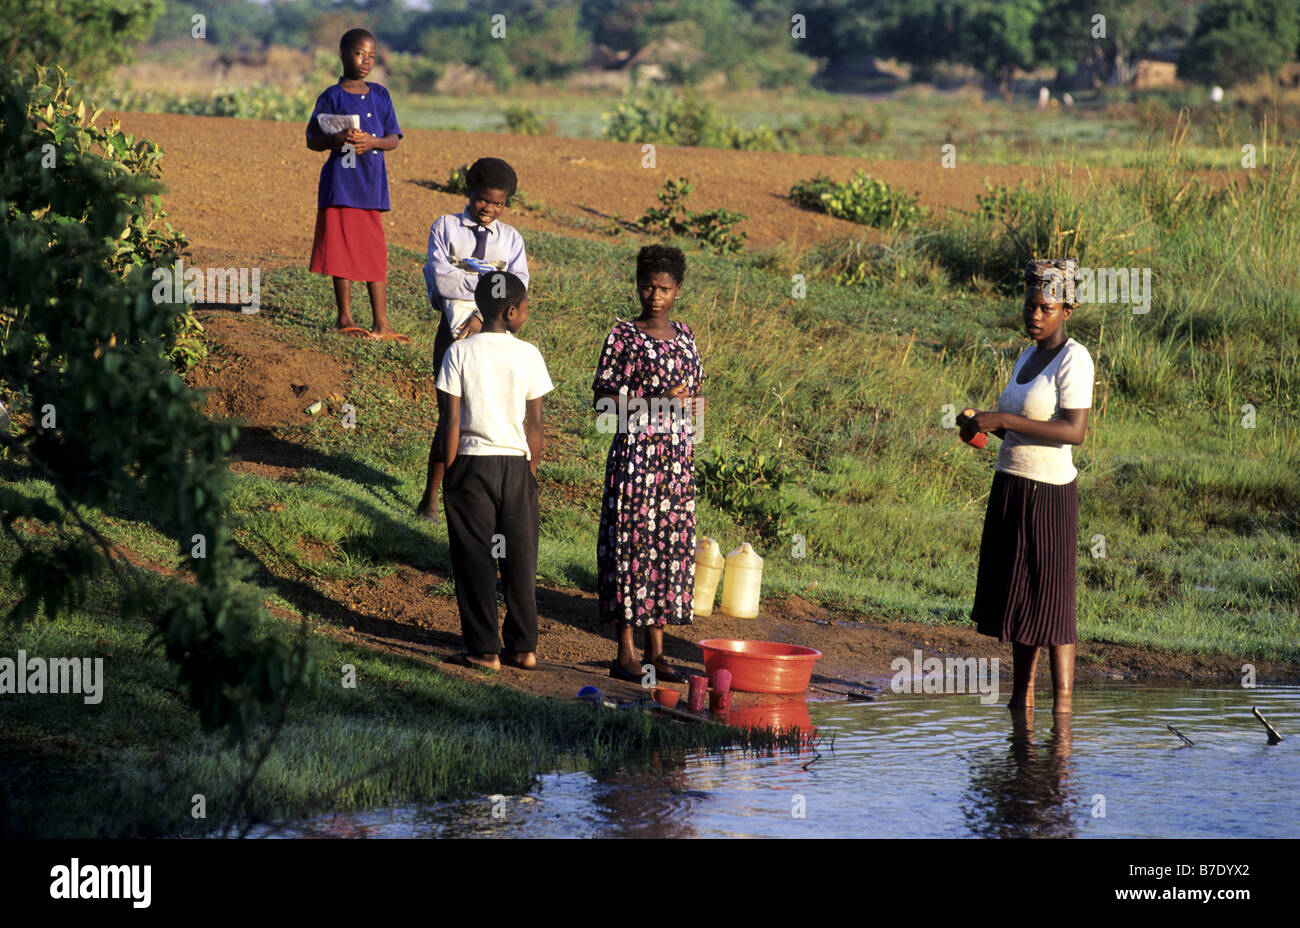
[[306, 28, 406, 341]]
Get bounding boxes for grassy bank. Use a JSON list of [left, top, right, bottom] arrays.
[[0, 506, 805, 838]]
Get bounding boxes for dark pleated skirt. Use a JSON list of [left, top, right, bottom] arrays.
[[972, 471, 1078, 646]]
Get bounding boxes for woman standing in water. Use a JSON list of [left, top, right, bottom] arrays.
[[962, 259, 1095, 714]]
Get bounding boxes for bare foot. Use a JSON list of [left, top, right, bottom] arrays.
[[502, 651, 537, 670], [416, 495, 439, 523], [462, 653, 500, 671]]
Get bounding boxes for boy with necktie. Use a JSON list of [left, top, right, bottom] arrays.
[[418, 157, 529, 522]]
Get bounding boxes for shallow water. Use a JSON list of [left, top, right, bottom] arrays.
[[254, 684, 1299, 838]]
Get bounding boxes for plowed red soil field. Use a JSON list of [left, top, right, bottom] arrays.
[[112, 111, 1045, 267]]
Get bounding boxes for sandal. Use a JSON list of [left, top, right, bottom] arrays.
[[372, 331, 412, 344], [609, 662, 644, 683], [337, 326, 375, 339]]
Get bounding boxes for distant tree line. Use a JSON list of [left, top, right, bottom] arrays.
[[10, 0, 1300, 89], [9, 0, 1300, 96]]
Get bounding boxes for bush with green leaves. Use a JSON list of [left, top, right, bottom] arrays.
[[1179, 0, 1300, 86], [976, 181, 1037, 220], [789, 171, 927, 230], [22, 67, 204, 370], [5, 0, 163, 84], [385, 51, 444, 95], [503, 105, 547, 135], [697, 436, 807, 542], [601, 84, 777, 151], [636, 177, 747, 255], [920, 177, 1112, 292], [1, 66, 315, 745], [775, 111, 890, 154], [92, 83, 317, 122]]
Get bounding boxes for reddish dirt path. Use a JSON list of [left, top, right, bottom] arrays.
[[112, 111, 1045, 268]]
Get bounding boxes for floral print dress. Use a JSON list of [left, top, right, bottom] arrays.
[[593, 319, 706, 627]]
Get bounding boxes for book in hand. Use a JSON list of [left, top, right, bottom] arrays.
[[454, 256, 504, 274], [316, 113, 360, 135]]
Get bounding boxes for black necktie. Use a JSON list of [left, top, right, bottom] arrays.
[[472, 226, 488, 260]]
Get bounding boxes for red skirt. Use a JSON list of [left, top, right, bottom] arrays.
[[309, 207, 387, 282]]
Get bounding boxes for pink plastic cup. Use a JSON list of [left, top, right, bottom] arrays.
[[712, 668, 732, 694], [688, 675, 709, 713]]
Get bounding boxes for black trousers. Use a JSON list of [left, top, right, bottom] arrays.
[[428, 312, 455, 463], [443, 454, 540, 654]]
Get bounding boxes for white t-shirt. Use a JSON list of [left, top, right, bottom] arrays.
[[995, 338, 1094, 485], [436, 332, 553, 458]]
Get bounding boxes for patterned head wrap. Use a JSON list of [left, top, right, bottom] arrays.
[[1024, 258, 1080, 307]]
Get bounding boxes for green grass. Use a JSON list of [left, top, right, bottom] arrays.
[[0, 497, 809, 838]]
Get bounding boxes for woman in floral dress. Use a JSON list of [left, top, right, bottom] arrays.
[[592, 245, 706, 683]]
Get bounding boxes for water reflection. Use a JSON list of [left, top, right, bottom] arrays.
[[722, 698, 813, 736], [963, 709, 1077, 838], [253, 684, 1300, 839], [587, 748, 699, 839]]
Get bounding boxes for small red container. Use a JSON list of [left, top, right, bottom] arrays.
[[957, 407, 988, 448], [698, 639, 822, 695], [688, 675, 709, 712], [712, 668, 732, 694], [709, 690, 732, 715], [652, 687, 680, 708]]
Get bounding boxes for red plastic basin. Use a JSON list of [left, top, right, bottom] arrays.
[[698, 639, 822, 694]]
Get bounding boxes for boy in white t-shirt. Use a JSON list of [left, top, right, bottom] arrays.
[[437, 271, 553, 671]]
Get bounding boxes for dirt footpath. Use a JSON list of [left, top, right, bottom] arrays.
[[306, 557, 1300, 707]]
